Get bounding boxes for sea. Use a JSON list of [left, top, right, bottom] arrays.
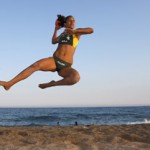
[[0, 106, 150, 126]]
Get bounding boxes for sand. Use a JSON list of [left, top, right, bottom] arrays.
[[0, 124, 150, 150]]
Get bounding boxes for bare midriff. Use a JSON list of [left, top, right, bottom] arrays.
[[53, 44, 76, 64]]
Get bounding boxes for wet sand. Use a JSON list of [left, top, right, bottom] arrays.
[[0, 124, 150, 150]]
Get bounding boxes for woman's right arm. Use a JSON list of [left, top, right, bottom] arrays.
[[52, 26, 62, 44]]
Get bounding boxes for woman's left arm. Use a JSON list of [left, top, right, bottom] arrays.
[[64, 27, 94, 36], [75, 28, 94, 35]]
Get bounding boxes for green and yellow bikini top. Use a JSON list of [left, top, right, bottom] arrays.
[[59, 33, 79, 48]]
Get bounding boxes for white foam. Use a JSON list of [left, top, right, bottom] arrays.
[[127, 119, 150, 125]]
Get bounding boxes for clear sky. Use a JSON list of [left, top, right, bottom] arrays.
[[0, 0, 150, 107]]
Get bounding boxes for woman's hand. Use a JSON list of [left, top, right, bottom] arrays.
[[55, 25, 62, 30], [55, 20, 62, 30]]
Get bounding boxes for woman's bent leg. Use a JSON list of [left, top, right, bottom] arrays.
[[39, 67, 80, 89], [0, 57, 56, 90]]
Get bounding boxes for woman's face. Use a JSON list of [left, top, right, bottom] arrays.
[[65, 17, 75, 29]]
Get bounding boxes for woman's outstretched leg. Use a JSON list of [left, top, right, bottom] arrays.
[[0, 57, 56, 90], [39, 67, 80, 89], [0, 64, 39, 90]]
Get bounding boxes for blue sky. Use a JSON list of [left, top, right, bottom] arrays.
[[0, 0, 150, 107]]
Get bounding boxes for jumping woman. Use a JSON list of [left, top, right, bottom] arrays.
[[0, 15, 94, 90]]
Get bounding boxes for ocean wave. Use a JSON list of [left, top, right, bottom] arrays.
[[127, 119, 150, 125], [19, 115, 61, 123]]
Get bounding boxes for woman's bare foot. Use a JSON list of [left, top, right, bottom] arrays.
[[39, 80, 56, 89], [0, 81, 11, 91]]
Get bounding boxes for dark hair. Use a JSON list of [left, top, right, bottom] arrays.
[[65, 15, 73, 22], [56, 15, 73, 27]]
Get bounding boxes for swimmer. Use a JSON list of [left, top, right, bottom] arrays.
[[0, 15, 94, 90]]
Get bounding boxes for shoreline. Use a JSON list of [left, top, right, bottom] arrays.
[[0, 124, 150, 150]]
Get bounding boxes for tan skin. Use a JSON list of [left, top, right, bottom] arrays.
[[0, 16, 93, 90]]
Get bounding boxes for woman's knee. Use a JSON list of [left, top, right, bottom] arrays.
[[70, 72, 80, 85], [58, 68, 80, 85]]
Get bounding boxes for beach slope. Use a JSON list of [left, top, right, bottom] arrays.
[[0, 124, 150, 150]]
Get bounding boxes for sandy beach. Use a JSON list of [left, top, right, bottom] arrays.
[[0, 124, 150, 150]]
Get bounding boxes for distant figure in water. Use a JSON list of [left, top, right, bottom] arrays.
[[75, 121, 78, 126], [0, 15, 93, 90], [57, 122, 60, 126]]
